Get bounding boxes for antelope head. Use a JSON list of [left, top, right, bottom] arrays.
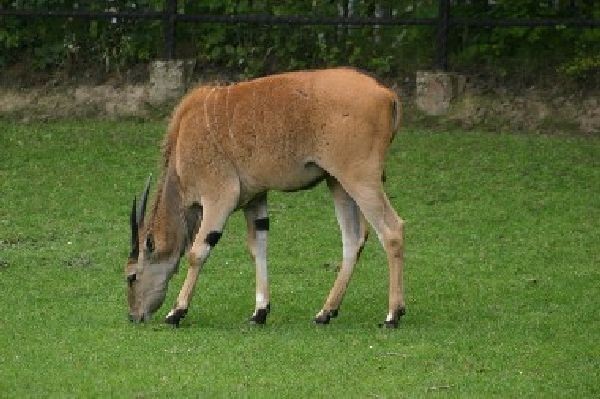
[[125, 174, 201, 322]]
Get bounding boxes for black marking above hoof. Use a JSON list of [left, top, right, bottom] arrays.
[[314, 309, 338, 325], [164, 308, 188, 327], [254, 217, 270, 231], [204, 231, 222, 247]]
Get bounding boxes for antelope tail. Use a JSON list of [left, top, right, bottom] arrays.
[[391, 95, 401, 134]]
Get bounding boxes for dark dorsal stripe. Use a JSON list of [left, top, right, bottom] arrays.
[[254, 217, 270, 231]]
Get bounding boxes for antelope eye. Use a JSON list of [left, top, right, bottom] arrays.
[[146, 235, 155, 253]]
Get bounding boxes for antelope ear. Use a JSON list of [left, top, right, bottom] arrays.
[[137, 175, 152, 227], [129, 197, 139, 259]]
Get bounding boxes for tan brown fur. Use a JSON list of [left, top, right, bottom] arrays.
[[127, 68, 405, 326], [149, 68, 398, 238]]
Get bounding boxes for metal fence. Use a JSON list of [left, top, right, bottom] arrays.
[[1, 0, 599, 71]]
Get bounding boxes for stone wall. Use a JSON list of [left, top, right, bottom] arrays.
[[413, 71, 598, 134], [0, 60, 196, 121], [0, 64, 597, 134], [416, 71, 466, 116], [148, 60, 196, 104]]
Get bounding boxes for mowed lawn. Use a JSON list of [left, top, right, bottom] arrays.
[[0, 120, 598, 398]]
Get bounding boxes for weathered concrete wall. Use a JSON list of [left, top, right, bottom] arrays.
[[0, 85, 152, 121], [0, 65, 597, 134], [148, 59, 196, 104], [416, 71, 466, 116], [0, 60, 196, 120], [438, 91, 599, 134], [410, 70, 598, 134], [75, 85, 150, 115]]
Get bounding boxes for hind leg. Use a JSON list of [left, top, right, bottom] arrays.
[[314, 177, 369, 324], [338, 178, 405, 328]]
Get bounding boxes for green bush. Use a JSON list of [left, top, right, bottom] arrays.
[[0, 0, 597, 82], [0, 0, 164, 72], [448, 0, 599, 83]]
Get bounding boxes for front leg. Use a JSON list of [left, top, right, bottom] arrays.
[[243, 194, 270, 324], [165, 191, 238, 327]]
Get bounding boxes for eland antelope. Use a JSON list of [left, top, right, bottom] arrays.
[[125, 68, 405, 327]]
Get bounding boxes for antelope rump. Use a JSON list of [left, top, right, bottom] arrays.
[[125, 68, 405, 327]]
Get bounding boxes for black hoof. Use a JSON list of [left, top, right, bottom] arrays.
[[380, 319, 398, 329], [165, 308, 188, 327], [249, 303, 270, 325], [378, 307, 405, 329], [314, 313, 330, 324], [249, 309, 268, 325], [314, 309, 338, 325]]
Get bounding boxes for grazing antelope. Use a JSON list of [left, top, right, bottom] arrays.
[[125, 68, 405, 327]]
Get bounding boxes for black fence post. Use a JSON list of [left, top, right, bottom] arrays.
[[435, 0, 450, 71], [164, 0, 177, 59]]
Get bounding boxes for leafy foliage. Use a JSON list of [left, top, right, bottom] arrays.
[[0, 0, 598, 82], [0, 0, 164, 72], [448, 0, 600, 82]]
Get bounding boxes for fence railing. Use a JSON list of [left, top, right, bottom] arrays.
[[1, 0, 598, 71]]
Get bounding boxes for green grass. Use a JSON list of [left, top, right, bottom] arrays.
[[1, 120, 598, 398]]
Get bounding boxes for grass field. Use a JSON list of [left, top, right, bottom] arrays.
[[0, 120, 598, 397]]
